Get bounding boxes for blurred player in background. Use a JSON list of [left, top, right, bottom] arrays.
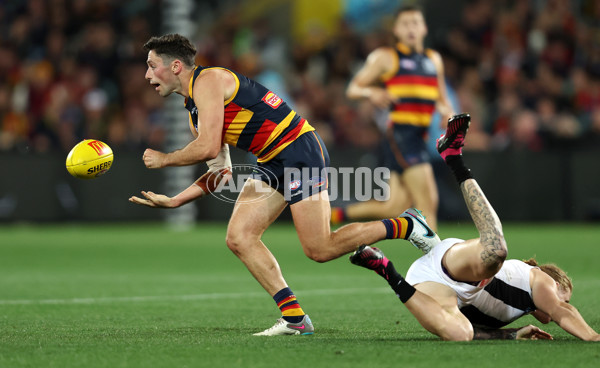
[[129, 34, 445, 336], [336, 5, 454, 230], [351, 114, 600, 341]]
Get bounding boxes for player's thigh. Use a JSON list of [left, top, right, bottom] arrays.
[[228, 178, 287, 237], [414, 281, 459, 310], [289, 190, 331, 250], [414, 281, 471, 326], [443, 238, 499, 282]]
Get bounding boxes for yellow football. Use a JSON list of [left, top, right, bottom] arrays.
[[66, 139, 114, 179]]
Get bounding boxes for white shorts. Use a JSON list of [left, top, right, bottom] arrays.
[[405, 238, 488, 308]]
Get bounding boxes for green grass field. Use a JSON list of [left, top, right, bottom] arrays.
[[1, 222, 599, 368]]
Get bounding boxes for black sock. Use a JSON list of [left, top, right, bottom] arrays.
[[383, 260, 416, 303], [445, 155, 473, 184]]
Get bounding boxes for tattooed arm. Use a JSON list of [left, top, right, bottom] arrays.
[[460, 179, 508, 272], [473, 325, 553, 340]]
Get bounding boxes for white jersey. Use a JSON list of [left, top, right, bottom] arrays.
[[462, 260, 536, 328], [406, 239, 537, 329]]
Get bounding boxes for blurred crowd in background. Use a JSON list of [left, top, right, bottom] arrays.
[[0, 0, 599, 155]]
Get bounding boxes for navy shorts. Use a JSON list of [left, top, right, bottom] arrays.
[[252, 131, 330, 205], [383, 124, 431, 174]]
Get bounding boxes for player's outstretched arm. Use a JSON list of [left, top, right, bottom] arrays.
[[129, 167, 232, 208], [131, 144, 232, 208], [473, 325, 553, 340], [532, 271, 600, 341]]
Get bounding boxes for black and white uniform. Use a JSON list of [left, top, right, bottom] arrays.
[[406, 238, 537, 328]]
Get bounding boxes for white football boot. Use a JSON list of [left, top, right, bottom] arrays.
[[253, 315, 314, 336], [401, 208, 441, 254]]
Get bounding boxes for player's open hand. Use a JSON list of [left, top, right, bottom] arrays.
[[143, 148, 167, 169], [129, 191, 176, 208], [516, 325, 553, 340]]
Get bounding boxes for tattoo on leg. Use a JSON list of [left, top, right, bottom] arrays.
[[461, 180, 507, 269]]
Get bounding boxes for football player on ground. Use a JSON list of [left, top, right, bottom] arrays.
[[350, 113, 600, 341], [129, 34, 446, 336]]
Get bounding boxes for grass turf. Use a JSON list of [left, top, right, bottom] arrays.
[[0, 222, 599, 367]]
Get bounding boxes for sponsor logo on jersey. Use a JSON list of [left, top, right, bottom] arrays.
[[289, 179, 302, 191], [307, 176, 326, 188], [262, 92, 283, 109], [400, 58, 416, 70]]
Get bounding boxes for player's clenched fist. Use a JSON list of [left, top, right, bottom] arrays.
[[143, 148, 166, 169]]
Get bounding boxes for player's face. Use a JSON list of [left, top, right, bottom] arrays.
[[145, 50, 175, 97], [393, 11, 427, 48]]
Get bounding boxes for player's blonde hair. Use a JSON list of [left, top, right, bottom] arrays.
[[524, 258, 573, 293]]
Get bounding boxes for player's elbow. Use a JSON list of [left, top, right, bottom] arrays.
[[346, 84, 360, 100], [345, 87, 354, 100], [199, 143, 220, 161], [205, 146, 220, 161]]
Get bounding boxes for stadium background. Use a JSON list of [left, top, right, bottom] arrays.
[[0, 0, 599, 224], [1, 2, 600, 367]]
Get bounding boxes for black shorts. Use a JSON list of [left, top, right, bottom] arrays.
[[252, 131, 330, 205], [383, 124, 431, 174]]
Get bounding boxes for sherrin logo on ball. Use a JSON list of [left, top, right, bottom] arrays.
[[66, 139, 113, 179]]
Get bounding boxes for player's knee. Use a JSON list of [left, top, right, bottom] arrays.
[[225, 229, 249, 255], [439, 323, 474, 341], [304, 250, 330, 263], [302, 245, 333, 263]]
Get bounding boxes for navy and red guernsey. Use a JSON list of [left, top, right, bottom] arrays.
[[185, 66, 314, 163], [382, 43, 440, 127]]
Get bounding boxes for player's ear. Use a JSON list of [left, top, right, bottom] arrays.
[[172, 60, 182, 74]]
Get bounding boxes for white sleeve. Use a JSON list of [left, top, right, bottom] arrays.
[[206, 144, 232, 172]]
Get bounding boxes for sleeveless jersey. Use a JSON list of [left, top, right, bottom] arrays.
[[185, 66, 314, 163], [460, 260, 537, 329], [382, 43, 439, 127]]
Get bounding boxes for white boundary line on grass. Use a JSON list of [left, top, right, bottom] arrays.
[[0, 287, 391, 306]]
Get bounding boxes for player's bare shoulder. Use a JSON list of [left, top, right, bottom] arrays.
[[529, 267, 555, 287], [426, 49, 444, 69], [368, 47, 397, 66], [361, 46, 397, 79], [194, 67, 238, 102]]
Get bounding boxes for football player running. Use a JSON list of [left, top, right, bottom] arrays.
[[350, 113, 600, 341], [130, 34, 449, 336]]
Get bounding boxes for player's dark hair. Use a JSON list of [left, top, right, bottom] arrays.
[[395, 4, 424, 18], [143, 34, 197, 67], [524, 258, 573, 293]]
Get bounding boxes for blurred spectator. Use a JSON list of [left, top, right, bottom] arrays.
[[0, 0, 162, 154], [510, 109, 543, 151], [0, 0, 598, 155]]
